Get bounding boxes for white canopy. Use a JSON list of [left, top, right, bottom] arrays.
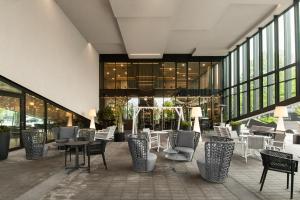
[[132, 106, 184, 134]]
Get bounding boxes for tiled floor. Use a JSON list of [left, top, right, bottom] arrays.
[[1, 139, 300, 200]]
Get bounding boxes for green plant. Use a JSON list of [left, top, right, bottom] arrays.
[[258, 116, 277, 124], [0, 126, 10, 134], [97, 106, 115, 126], [230, 121, 242, 127], [163, 101, 175, 120], [180, 121, 191, 130], [295, 106, 300, 116]]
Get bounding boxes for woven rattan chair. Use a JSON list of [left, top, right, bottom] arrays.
[[22, 129, 46, 160], [260, 149, 298, 199], [197, 136, 235, 183], [78, 128, 95, 142], [127, 135, 157, 172], [168, 130, 200, 161]]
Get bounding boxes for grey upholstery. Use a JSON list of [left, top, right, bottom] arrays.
[[128, 135, 157, 172], [197, 136, 235, 183], [250, 125, 274, 133], [169, 131, 200, 161], [58, 126, 78, 140], [22, 129, 46, 160]]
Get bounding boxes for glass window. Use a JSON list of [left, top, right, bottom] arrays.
[[177, 63, 187, 89], [231, 51, 237, 86], [278, 7, 295, 68], [115, 63, 127, 89], [212, 62, 222, 90], [250, 79, 260, 112], [263, 74, 275, 107], [104, 62, 115, 89], [250, 34, 260, 79], [163, 62, 175, 89], [0, 81, 21, 93], [200, 62, 211, 90], [138, 63, 153, 90], [127, 63, 137, 89], [262, 22, 275, 74], [127, 97, 138, 119], [240, 83, 247, 116], [239, 44, 247, 83], [153, 63, 163, 89], [188, 62, 199, 89], [26, 94, 44, 131], [223, 89, 230, 121], [0, 96, 20, 149], [47, 104, 70, 141], [223, 56, 230, 88], [279, 66, 296, 101], [231, 87, 238, 118]]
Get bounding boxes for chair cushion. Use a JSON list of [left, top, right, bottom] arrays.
[[174, 147, 194, 154], [147, 153, 157, 171], [177, 131, 195, 148], [197, 158, 206, 179], [59, 127, 76, 140]]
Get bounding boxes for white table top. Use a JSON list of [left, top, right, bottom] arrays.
[[151, 130, 169, 134]]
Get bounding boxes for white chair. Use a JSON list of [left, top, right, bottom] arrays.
[[142, 128, 159, 151], [239, 124, 250, 135], [213, 126, 222, 136], [266, 131, 286, 151], [95, 125, 116, 140], [236, 135, 266, 163], [220, 127, 231, 138]]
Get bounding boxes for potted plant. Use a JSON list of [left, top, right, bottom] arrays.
[[180, 121, 192, 131], [114, 100, 126, 142], [0, 125, 10, 160], [230, 121, 242, 134], [97, 106, 115, 129]]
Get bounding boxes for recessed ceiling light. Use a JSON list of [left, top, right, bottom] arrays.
[[182, 63, 185, 67], [113, 68, 116, 71], [129, 53, 161, 56], [112, 77, 115, 80], [202, 63, 206, 66], [121, 64, 123, 67], [117, 74, 120, 77], [172, 77, 175, 80], [188, 68, 191, 71], [125, 71, 127, 75], [106, 72, 110, 75], [169, 68, 172, 71], [177, 72, 179, 74]]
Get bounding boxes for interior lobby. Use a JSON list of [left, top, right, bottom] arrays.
[[1, 0, 300, 200]]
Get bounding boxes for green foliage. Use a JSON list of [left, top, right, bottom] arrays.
[[0, 126, 10, 134], [295, 106, 300, 116], [230, 121, 242, 127], [180, 121, 191, 130], [258, 116, 277, 124], [97, 106, 115, 125], [163, 101, 175, 120]]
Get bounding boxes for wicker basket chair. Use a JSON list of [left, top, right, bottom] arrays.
[[197, 136, 235, 183], [127, 135, 157, 172], [78, 129, 95, 142], [168, 130, 201, 161], [22, 129, 46, 160]]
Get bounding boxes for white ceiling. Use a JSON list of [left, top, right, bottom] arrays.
[[55, 0, 292, 58]]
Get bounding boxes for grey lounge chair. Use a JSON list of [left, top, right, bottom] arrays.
[[128, 135, 157, 172], [22, 129, 46, 160], [169, 130, 200, 161], [197, 136, 235, 183]]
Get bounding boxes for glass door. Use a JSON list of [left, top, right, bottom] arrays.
[[0, 95, 21, 149]]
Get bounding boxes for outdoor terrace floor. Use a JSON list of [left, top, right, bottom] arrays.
[[1, 138, 300, 200]]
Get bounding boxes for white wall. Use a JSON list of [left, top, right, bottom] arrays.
[[0, 0, 99, 118]]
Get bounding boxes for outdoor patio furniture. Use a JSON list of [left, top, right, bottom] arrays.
[[213, 126, 222, 136], [22, 129, 46, 160], [167, 130, 200, 161], [95, 125, 116, 140], [87, 139, 108, 171], [56, 126, 78, 140], [78, 128, 96, 142], [260, 149, 298, 199], [127, 135, 157, 172], [197, 136, 235, 183], [266, 131, 286, 151], [220, 127, 231, 138], [142, 128, 159, 151]]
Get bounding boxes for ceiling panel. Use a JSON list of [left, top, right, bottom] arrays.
[[55, 0, 293, 57]]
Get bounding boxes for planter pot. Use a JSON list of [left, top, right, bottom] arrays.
[[114, 132, 125, 142], [232, 125, 241, 135], [0, 132, 10, 160]]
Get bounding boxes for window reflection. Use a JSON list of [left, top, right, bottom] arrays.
[[104, 62, 116, 89], [26, 94, 44, 131], [163, 62, 175, 89], [177, 63, 187, 89], [188, 62, 199, 89]]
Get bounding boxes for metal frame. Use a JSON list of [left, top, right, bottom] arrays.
[[222, 1, 300, 121]]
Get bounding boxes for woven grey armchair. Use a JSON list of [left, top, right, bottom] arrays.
[[78, 129, 95, 142], [168, 130, 200, 161], [197, 136, 235, 183], [22, 130, 46, 160], [127, 135, 157, 172]]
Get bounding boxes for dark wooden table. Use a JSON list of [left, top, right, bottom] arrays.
[[56, 140, 90, 173]]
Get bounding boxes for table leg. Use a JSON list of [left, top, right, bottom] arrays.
[[157, 134, 160, 152], [75, 146, 79, 168]]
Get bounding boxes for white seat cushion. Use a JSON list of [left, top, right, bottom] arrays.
[[175, 147, 194, 161], [147, 153, 157, 171]]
